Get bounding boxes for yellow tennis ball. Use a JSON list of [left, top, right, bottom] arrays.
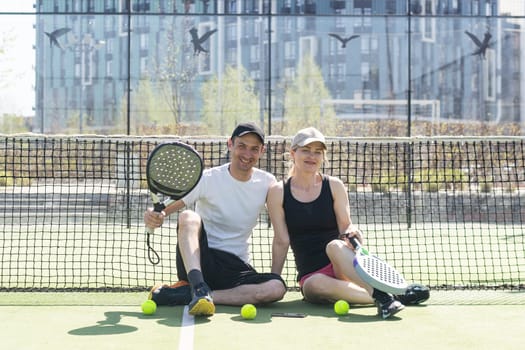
[[334, 300, 350, 315], [240, 304, 257, 320], [141, 300, 157, 315]]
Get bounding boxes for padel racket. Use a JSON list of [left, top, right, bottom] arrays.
[[145, 142, 203, 265], [346, 235, 408, 295]]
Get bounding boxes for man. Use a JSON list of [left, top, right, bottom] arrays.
[[144, 122, 286, 317]]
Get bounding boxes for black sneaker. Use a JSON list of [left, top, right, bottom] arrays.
[[395, 284, 430, 305], [149, 281, 192, 306], [376, 299, 405, 319], [188, 282, 215, 317]]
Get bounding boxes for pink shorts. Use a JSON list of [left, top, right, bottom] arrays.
[[299, 263, 336, 288]]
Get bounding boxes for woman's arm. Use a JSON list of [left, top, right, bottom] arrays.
[[267, 181, 290, 275], [329, 176, 363, 244]]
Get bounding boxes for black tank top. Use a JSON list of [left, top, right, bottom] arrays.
[[283, 175, 340, 281]]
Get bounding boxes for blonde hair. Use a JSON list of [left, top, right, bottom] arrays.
[[286, 146, 328, 178]]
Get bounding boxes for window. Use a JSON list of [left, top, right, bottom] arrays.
[[82, 47, 93, 86], [87, 0, 95, 12], [299, 36, 317, 59], [106, 60, 112, 77], [337, 63, 346, 82], [284, 41, 296, 60], [421, 0, 435, 42], [140, 33, 148, 50], [250, 44, 260, 63], [361, 37, 369, 54], [370, 37, 378, 51], [361, 61, 369, 82], [119, 0, 130, 36], [140, 56, 148, 74], [329, 39, 336, 55], [225, 46, 237, 66], [329, 64, 336, 77], [484, 0, 491, 16], [284, 17, 293, 34], [472, 0, 479, 16], [228, 0, 237, 13], [250, 69, 260, 81], [484, 49, 495, 101], [227, 22, 237, 41], [284, 66, 295, 80]]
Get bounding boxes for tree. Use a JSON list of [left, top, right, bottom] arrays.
[[201, 65, 259, 135], [153, 22, 196, 127], [130, 78, 172, 133], [282, 55, 337, 136], [0, 114, 30, 133], [113, 78, 171, 134]]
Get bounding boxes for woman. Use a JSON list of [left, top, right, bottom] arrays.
[[268, 127, 410, 319]]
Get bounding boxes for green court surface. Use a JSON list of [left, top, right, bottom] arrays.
[[1, 291, 523, 350]]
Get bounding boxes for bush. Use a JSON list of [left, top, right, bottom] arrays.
[[0, 170, 32, 187], [414, 168, 467, 192]]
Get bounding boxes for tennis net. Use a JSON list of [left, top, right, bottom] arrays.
[[1, 135, 524, 291]]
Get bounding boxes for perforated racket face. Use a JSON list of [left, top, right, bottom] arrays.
[[146, 143, 203, 198], [354, 255, 408, 294]]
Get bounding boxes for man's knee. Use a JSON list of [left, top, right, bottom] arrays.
[[259, 279, 287, 303], [177, 210, 201, 236]]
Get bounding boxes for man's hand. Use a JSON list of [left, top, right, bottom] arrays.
[[144, 208, 166, 229]]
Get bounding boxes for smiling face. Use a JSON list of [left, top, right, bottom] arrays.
[[291, 141, 326, 174], [227, 133, 265, 180]]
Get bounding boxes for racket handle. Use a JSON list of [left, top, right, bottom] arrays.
[[153, 202, 166, 213], [348, 236, 361, 249]]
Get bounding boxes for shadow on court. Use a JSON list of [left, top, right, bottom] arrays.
[[67, 306, 199, 336], [214, 297, 426, 324]]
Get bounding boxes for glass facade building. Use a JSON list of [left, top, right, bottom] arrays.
[[1, 0, 524, 136]]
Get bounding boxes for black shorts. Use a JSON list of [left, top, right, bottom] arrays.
[[176, 225, 285, 291]]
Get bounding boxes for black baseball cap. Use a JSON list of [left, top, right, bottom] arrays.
[[231, 122, 265, 144]]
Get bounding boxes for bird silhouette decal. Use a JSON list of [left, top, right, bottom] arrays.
[[464, 30, 492, 59], [329, 33, 360, 48], [189, 27, 217, 55], [44, 27, 72, 50]]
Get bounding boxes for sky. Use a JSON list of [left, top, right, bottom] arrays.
[[0, 1, 524, 118], [0, 0, 35, 116], [499, 1, 525, 16]]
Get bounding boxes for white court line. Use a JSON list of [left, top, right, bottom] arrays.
[[178, 306, 195, 350]]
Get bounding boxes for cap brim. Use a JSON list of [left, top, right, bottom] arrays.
[[298, 138, 326, 148], [237, 131, 264, 143]]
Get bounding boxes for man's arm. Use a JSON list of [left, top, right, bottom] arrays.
[[144, 199, 186, 229]]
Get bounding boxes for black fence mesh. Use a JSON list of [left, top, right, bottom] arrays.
[[1, 135, 524, 291]]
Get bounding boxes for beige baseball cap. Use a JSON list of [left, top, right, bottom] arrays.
[[291, 127, 326, 149]]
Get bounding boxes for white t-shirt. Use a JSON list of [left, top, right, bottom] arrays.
[[182, 163, 275, 263]]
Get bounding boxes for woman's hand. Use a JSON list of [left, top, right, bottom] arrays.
[[338, 227, 364, 249]]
